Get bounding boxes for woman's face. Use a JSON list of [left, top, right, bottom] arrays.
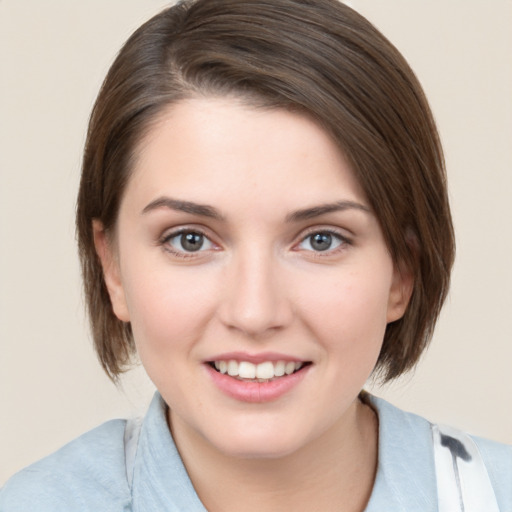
[[97, 98, 410, 459]]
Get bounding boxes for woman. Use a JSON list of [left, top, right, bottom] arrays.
[[1, 0, 510, 510]]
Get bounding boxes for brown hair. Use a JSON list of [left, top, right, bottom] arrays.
[[76, 0, 455, 382]]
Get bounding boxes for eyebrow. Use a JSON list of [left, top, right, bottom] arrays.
[[141, 196, 370, 222], [142, 197, 224, 220], [285, 201, 371, 222]]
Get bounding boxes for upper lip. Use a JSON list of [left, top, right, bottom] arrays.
[[205, 351, 309, 365]]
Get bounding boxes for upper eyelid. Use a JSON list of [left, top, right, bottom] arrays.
[[160, 225, 213, 241], [158, 225, 352, 247], [297, 226, 352, 241], [160, 227, 217, 252], [160, 228, 218, 258], [293, 227, 352, 253]]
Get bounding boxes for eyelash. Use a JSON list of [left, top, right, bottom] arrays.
[[159, 227, 352, 259], [160, 228, 215, 259], [295, 229, 351, 257]]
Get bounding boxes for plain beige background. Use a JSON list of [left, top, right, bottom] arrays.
[[1, 0, 511, 485]]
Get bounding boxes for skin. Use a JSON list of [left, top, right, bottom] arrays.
[[94, 97, 412, 511]]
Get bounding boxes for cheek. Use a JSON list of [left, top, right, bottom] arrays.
[[298, 265, 393, 352], [120, 257, 219, 358]]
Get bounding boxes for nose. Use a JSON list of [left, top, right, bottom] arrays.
[[218, 248, 293, 338]]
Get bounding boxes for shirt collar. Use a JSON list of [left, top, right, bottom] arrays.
[[364, 394, 438, 511], [131, 393, 207, 512], [132, 392, 437, 511]]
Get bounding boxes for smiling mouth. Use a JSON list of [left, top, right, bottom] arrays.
[[208, 360, 312, 382]]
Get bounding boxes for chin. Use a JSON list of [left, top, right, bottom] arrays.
[[218, 441, 301, 460], [206, 423, 311, 461]]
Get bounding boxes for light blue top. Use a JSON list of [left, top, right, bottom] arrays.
[[1, 392, 510, 511]]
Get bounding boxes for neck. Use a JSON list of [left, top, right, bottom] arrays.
[[169, 397, 378, 512]]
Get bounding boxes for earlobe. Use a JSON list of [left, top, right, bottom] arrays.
[[387, 266, 414, 323], [92, 220, 130, 322]]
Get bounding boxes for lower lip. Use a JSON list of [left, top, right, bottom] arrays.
[[205, 364, 311, 403]]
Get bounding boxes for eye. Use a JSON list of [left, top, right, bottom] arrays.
[[297, 231, 347, 252], [163, 230, 215, 254]]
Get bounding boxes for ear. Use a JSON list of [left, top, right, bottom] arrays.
[[386, 265, 414, 323], [92, 220, 130, 322]]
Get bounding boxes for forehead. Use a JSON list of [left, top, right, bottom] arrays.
[[123, 97, 368, 215]]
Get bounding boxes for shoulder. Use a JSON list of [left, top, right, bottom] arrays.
[[367, 394, 512, 509], [0, 419, 131, 512], [472, 434, 512, 507]]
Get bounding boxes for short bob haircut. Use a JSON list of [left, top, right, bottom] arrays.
[[77, 0, 455, 383]]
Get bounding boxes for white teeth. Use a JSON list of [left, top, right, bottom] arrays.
[[256, 361, 274, 379], [285, 362, 296, 375], [238, 361, 256, 379], [274, 361, 285, 377], [212, 359, 305, 380], [227, 360, 238, 376]]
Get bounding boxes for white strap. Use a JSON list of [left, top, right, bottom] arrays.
[[432, 423, 500, 512], [124, 417, 143, 490]]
